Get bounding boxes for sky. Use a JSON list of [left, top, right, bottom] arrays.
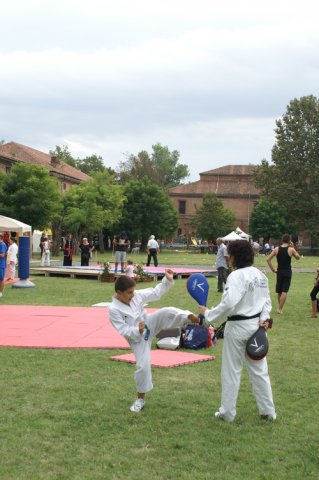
[[1, 0, 318, 181]]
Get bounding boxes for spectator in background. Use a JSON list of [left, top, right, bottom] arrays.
[[39, 232, 45, 257], [79, 237, 94, 267], [63, 233, 74, 267], [264, 242, 271, 255], [125, 259, 135, 278], [0, 234, 7, 298], [41, 236, 51, 266], [113, 231, 130, 273], [6, 236, 19, 280], [252, 241, 260, 256], [146, 235, 159, 267], [310, 267, 319, 318], [267, 233, 300, 314], [216, 237, 229, 293]]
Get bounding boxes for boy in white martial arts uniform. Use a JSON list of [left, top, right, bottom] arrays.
[[199, 240, 276, 423], [109, 268, 199, 413]]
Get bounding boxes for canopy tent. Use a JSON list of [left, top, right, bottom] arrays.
[[222, 231, 242, 241], [0, 215, 31, 235], [235, 227, 250, 241]]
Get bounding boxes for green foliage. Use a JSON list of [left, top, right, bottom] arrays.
[[152, 142, 189, 188], [62, 171, 125, 237], [118, 143, 189, 188], [118, 178, 178, 245], [0, 163, 62, 230], [249, 196, 296, 240], [75, 154, 106, 175], [49, 145, 76, 167], [191, 193, 235, 240], [254, 95, 319, 235]]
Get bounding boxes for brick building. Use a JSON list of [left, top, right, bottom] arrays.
[[168, 165, 259, 239], [0, 142, 90, 190]]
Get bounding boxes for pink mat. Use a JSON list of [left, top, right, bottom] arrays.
[[0, 305, 129, 349], [110, 349, 215, 368]]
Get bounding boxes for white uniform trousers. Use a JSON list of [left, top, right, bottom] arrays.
[[218, 320, 276, 422], [130, 307, 192, 393]]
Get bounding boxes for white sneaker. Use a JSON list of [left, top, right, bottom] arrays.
[[0, 292, 3, 298], [260, 413, 277, 421], [215, 411, 234, 422], [130, 398, 145, 413]]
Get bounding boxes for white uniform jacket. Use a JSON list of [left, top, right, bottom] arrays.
[[203, 266, 271, 326], [109, 276, 174, 343]]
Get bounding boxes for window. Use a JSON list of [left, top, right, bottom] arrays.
[[179, 200, 186, 214], [5, 166, 11, 174]]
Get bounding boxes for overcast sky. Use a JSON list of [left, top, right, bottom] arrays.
[[1, 0, 318, 181]]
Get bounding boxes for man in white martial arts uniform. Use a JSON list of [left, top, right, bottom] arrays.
[[199, 240, 276, 423], [109, 268, 199, 413]]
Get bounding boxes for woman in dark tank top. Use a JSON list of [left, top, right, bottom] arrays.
[[277, 246, 292, 271], [267, 234, 300, 314]]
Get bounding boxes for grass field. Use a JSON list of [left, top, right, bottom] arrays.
[[48, 249, 319, 270], [0, 254, 318, 479]]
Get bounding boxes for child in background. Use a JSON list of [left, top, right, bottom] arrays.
[[310, 268, 319, 318], [6, 237, 18, 280], [125, 259, 135, 278], [109, 269, 199, 413]]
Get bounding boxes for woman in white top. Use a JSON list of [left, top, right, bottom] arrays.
[[6, 237, 19, 280]]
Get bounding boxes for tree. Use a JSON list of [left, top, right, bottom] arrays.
[[75, 154, 108, 175], [190, 193, 235, 240], [61, 171, 125, 248], [117, 178, 178, 247], [49, 145, 76, 167], [0, 163, 62, 230], [118, 143, 189, 189], [254, 95, 319, 235], [152, 143, 189, 188], [249, 197, 296, 241]]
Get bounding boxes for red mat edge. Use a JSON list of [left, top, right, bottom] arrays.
[[109, 351, 216, 368]]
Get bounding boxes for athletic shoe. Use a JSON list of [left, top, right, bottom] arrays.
[[0, 292, 3, 298], [215, 411, 224, 420], [260, 413, 277, 421], [130, 398, 145, 413], [215, 411, 234, 422], [121, 269, 125, 273]]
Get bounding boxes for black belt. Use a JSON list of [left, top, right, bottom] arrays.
[[228, 312, 261, 321]]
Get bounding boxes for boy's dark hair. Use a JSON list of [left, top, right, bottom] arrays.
[[282, 233, 291, 243], [115, 275, 136, 292], [227, 240, 254, 269]]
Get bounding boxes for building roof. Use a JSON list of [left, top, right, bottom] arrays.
[[0, 142, 91, 182], [199, 164, 256, 176], [169, 164, 259, 196]]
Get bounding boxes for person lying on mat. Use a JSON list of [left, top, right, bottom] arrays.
[[198, 240, 276, 423], [109, 268, 199, 413]]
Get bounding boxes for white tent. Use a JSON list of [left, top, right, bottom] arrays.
[[0, 215, 31, 235], [235, 227, 250, 241], [222, 231, 242, 241]]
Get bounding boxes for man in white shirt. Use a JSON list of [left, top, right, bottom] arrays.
[[146, 235, 159, 267]]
